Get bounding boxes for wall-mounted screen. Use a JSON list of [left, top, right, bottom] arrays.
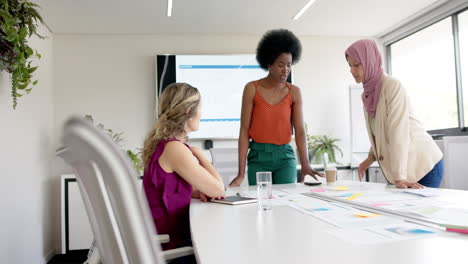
[[156, 54, 292, 139]]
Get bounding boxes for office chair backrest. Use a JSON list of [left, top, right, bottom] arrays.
[[58, 117, 164, 264], [442, 136, 468, 190]]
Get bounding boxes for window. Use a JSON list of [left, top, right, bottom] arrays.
[[459, 10, 468, 127], [390, 17, 458, 130]]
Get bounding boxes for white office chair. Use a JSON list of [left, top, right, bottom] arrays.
[[441, 136, 468, 190], [57, 116, 193, 264], [209, 148, 247, 186]]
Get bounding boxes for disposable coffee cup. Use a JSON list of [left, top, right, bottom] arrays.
[[325, 166, 337, 183]]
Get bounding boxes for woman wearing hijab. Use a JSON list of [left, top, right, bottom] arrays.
[[345, 39, 443, 188]]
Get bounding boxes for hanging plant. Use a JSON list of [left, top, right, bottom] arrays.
[[0, 0, 44, 109]]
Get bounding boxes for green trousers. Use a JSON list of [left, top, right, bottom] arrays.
[[247, 141, 297, 186]]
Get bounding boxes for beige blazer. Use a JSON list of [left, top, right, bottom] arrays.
[[364, 75, 442, 184]]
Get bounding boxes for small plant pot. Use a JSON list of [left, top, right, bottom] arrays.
[[309, 150, 324, 164]]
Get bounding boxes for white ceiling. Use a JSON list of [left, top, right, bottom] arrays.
[[37, 0, 447, 36]]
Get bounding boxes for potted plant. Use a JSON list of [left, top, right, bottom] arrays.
[[307, 135, 343, 165], [305, 124, 343, 165], [0, 0, 44, 109]]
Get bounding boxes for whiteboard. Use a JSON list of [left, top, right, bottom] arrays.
[[176, 55, 266, 139], [349, 84, 371, 165], [156, 54, 294, 139]]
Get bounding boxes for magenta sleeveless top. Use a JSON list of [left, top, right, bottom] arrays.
[[143, 138, 193, 250]]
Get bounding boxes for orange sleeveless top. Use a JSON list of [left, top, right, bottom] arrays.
[[248, 80, 293, 145]]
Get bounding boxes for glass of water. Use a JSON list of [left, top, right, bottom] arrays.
[[256, 171, 272, 211]]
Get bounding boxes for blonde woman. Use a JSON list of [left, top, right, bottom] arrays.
[[142, 83, 225, 253]]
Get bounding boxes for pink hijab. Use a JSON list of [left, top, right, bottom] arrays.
[[345, 39, 384, 118]]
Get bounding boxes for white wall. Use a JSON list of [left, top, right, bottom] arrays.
[[52, 35, 260, 151], [0, 26, 55, 262]]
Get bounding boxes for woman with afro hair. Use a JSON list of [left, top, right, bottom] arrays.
[[229, 29, 323, 187]]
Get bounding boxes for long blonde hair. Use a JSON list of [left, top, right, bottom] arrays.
[[142, 83, 200, 167]]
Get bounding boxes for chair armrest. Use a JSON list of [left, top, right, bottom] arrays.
[[157, 234, 170, 243], [162, 246, 194, 261]]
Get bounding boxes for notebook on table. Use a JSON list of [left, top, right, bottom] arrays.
[[211, 196, 257, 205]]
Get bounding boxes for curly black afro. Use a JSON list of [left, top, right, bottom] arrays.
[[256, 29, 302, 70]]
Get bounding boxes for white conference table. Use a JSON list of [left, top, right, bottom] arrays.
[[189, 181, 468, 264]]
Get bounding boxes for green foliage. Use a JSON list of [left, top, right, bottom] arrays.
[[0, 0, 44, 109], [127, 150, 144, 175], [305, 124, 343, 164], [85, 115, 144, 175]]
